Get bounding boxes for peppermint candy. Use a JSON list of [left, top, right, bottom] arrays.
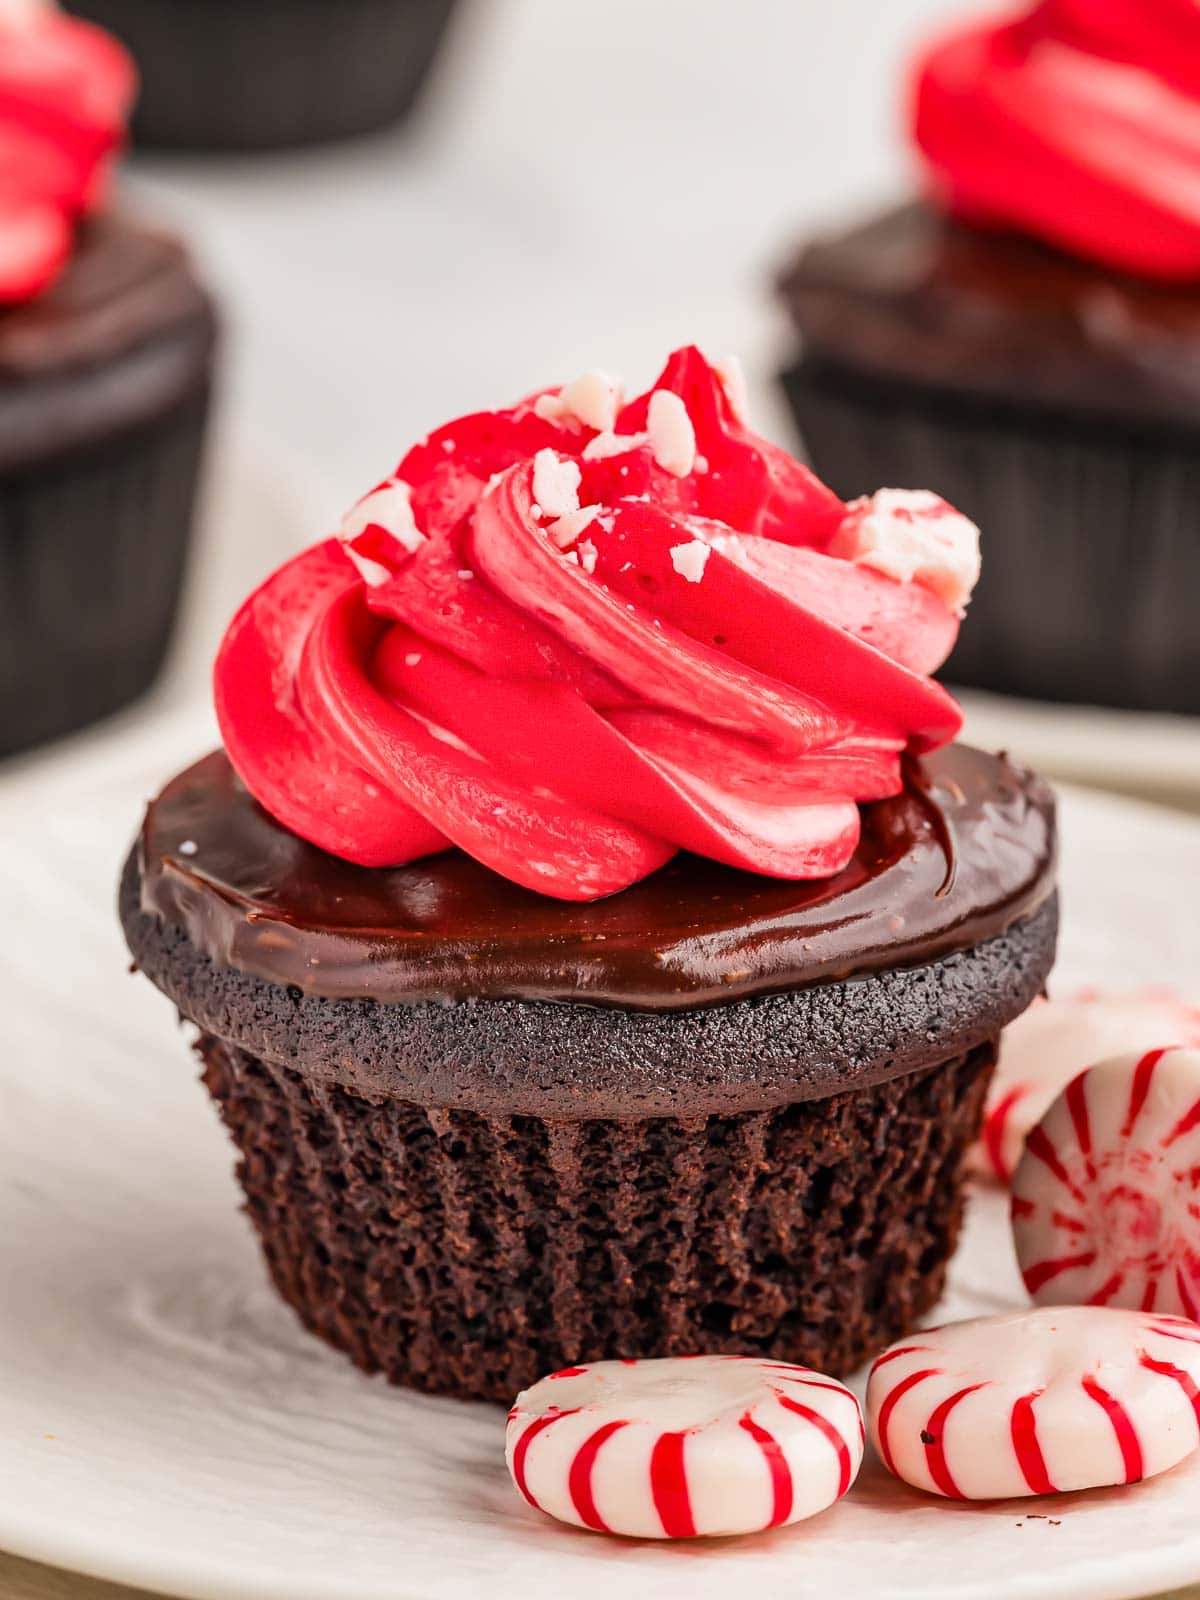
[[977, 991, 1200, 1185], [1011, 1046, 1200, 1316], [505, 1355, 864, 1538], [868, 1307, 1200, 1499], [828, 489, 981, 616]]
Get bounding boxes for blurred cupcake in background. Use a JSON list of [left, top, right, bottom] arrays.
[[64, 0, 461, 150], [777, 1, 1200, 714], [0, 4, 217, 756]]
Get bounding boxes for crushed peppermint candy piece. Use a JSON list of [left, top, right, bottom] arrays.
[[534, 370, 623, 433], [404, 652, 422, 667], [531, 450, 582, 519], [337, 479, 423, 586], [545, 504, 601, 550], [647, 389, 696, 477], [577, 538, 598, 575], [341, 543, 393, 588], [669, 539, 711, 583], [507, 1355, 863, 1538], [830, 489, 981, 616], [712, 352, 750, 424], [177, 839, 198, 856], [582, 427, 649, 462], [338, 478, 423, 554]]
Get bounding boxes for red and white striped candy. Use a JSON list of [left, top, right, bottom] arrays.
[[505, 1355, 864, 1538], [1012, 1047, 1200, 1317], [977, 991, 1200, 1185], [868, 1307, 1200, 1499]]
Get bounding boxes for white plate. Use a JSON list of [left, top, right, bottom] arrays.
[[3, 709, 1200, 1600]]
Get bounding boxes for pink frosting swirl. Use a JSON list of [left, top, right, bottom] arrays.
[[216, 349, 972, 901], [912, 0, 1200, 280], [0, 7, 135, 302]]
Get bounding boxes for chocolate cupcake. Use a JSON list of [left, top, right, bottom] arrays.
[[0, 10, 216, 757], [66, 0, 460, 150], [120, 348, 1057, 1402], [778, 1, 1200, 713]]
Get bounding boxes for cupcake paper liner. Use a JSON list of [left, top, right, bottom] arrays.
[[67, 0, 460, 151], [781, 359, 1200, 713], [198, 1032, 994, 1403], [0, 384, 210, 758]]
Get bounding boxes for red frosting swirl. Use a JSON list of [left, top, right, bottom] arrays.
[[913, 0, 1200, 280], [0, 8, 135, 302], [215, 349, 967, 901]]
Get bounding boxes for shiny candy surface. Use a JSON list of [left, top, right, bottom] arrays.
[[1012, 1046, 1200, 1316], [506, 1356, 864, 1538], [868, 1307, 1200, 1500], [978, 991, 1200, 1184]]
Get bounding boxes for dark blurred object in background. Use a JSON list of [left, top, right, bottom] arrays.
[[776, 1, 1200, 716], [0, 8, 217, 758], [65, 0, 460, 151], [0, 219, 217, 758], [777, 205, 1200, 716]]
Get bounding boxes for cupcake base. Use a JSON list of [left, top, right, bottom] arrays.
[[120, 754, 1056, 1404], [0, 384, 210, 758], [780, 358, 1200, 713], [199, 1032, 994, 1402], [66, 0, 459, 150]]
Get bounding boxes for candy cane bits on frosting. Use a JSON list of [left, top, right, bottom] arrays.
[[214, 347, 979, 902]]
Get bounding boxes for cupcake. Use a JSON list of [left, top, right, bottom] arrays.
[[777, 0, 1200, 713], [0, 6, 217, 757], [65, 0, 460, 150], [120, 347, 1057, 1402]]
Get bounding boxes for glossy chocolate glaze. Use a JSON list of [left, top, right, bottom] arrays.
[[137, 743, 1056, 1012], [0, 213, 216, 471], [779, 202, 1200, 431]]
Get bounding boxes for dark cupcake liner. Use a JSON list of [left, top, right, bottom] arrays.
[[781, 359, 1200, 714], [67, 0, 460, 151], [0, 384, 210, 758], [197, 1031, 994, 1403]]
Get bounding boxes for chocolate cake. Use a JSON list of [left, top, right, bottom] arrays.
[[776, 2, 1200, 715], [122, 743, 1056, 1401], [778, 204, 1200, 713], [119, 346, 1057, 1403], [0, 217, 216, 755], [0, 11, 216, 756], [67, 0, 460, 150]]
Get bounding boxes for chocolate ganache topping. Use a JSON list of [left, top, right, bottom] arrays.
[[0, 217, 217, 472], [138, 742, 1055, 1013]]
